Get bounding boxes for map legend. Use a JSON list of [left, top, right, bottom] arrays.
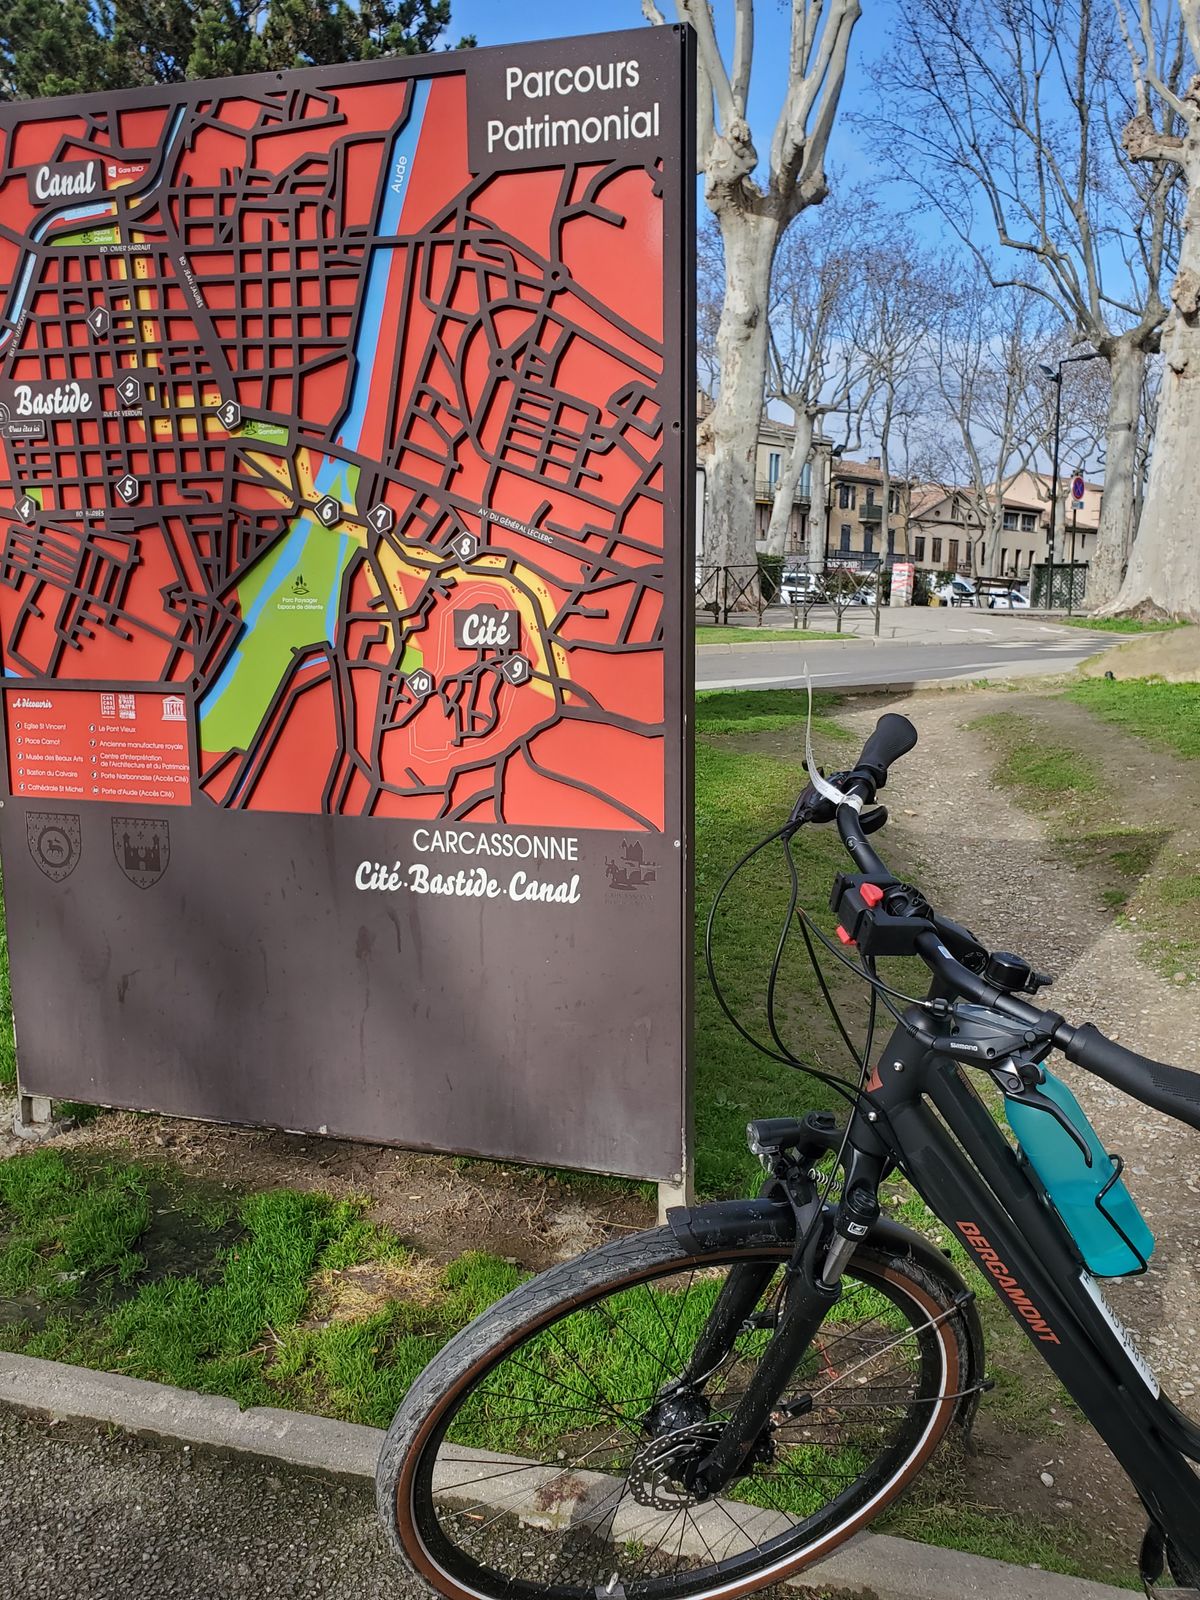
[[5, 688, 191, 806]]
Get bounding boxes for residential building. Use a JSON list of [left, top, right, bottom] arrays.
[[697, 406, 1103, 579]]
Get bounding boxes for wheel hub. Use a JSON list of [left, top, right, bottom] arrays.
[[629, 1421, 724, 1509]]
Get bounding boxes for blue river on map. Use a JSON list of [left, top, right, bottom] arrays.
[[199, 80, 432, 737]]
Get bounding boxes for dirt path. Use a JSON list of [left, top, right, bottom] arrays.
[[834, 685, 1200, 1573]]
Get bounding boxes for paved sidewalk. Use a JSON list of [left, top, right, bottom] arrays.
[[0, 1406, 422, 1600], [0, 1354, 1141, 1600]]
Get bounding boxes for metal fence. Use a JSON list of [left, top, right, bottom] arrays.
[[695, 556, 880, 629], [1030, 561, 1089, 613]]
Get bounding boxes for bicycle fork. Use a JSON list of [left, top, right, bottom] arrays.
[[667, 1147, 885, 1499]]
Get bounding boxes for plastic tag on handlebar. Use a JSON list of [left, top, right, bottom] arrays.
[[804, 668, 863, 814]]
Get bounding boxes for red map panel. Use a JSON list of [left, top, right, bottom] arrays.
[[0, 57, 672, 832]]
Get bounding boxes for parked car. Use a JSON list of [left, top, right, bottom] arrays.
[[933, 577, 979, 607], [781, 571, 826, 604], [988, 588, 1030, 609]]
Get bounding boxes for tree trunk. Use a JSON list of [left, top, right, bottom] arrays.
[[1089, 337, 1146, 610], [703, 210, 778, 577], [1111, 141, 1200, 621], [765, 406, 813, 557]]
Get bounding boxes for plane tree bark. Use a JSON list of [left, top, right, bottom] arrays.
[[1110, 1, 1200, 620], [644, 0, 862, 577]]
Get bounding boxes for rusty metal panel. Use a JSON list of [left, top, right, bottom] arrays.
[[0, 27, 693, 1182]]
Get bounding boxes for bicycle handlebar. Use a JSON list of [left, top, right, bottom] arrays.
[[1055, 1023, 1200, 1133], [809, 713, 1200, 1133], [854, 713, 918, 787]]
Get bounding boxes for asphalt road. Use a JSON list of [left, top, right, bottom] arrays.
[[0, 1408, 422, 1600], [695, 627, 1118, 692]]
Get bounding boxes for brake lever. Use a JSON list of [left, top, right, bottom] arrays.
[[861, 806, 888, 835]]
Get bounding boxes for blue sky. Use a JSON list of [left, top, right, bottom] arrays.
[[450, 1, 886, 190]]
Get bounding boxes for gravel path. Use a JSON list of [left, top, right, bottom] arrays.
[[0, 1407, 422, 1600], [838, 688, 1200, 1404]]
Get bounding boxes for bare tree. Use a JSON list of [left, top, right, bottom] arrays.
[[929, 272, 1061, 575], [1109, 0, 1200, 619], [761, 192, 876, 556], [643, 0, 862, 576], [875, 0, 1183, 609], [858, 243, 939, 573], [696, 218, 724, 403]]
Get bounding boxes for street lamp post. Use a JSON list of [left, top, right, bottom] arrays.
[[820, 442, 844, 572], [1039, 351, 1103, 605]]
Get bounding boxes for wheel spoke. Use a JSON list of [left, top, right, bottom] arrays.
[[396, 1246, 957, 1600]]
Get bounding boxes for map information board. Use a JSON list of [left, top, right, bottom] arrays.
[[0, 29, 693, 1182]]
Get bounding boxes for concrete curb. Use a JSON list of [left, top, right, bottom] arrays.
[[0, 1351, 1132, 1600]]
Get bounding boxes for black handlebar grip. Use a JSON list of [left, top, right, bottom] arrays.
[[855, 714, 918, 787], [1061, 1022, 1200, 1135]]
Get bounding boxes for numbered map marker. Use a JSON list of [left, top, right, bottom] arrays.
[[406, 668, 434, 699], [117, 376, 141, 404], [15, 495, 36, 522], [453, 531, 479, 562], [87, 307, 110, 336], [115, 474, 140, 504], [367, 503, 394, 534], [217, 400, 242, 430], [501, 654, 531, 686], [314, 495, 341, 528]]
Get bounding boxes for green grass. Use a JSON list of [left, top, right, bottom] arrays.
[[971, 712, 1100, 800], [692, 699, 873, 1194], [1066, 678, 1200, 761], [696, 686, 845, 738], [0, 868, 13, 1093], [696, 626, 847, 644], [879, 1492, 1137, 1587], [1059, 617, 1187, 634]]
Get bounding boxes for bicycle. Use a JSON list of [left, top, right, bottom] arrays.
[[376, 711, 1200, 1600]]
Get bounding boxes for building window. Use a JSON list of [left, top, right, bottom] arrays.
[[865, 486, 876, 507], [931, 537, 943, 564], [913, 535, 926, 561], [767, 450, 782, 489], [840, 523, 851, 551], [1020, 511, 1036, 532], [1001, 547, 1008, 572], [888, 489, 901, 513], [948, 539, 960, 569], [887, 529, 896, 556], [799, 461, 812, 498], [863, 530, 874, 556], [838, 483, 856, 510]]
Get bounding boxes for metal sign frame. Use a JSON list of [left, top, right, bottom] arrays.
[[0, 27, 695, 1186]]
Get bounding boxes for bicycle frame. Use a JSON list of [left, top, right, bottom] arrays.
[[867, 1013, 1200, 1580]]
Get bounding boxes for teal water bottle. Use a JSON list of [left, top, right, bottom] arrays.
[[1004, 1068, 1155, 1278]]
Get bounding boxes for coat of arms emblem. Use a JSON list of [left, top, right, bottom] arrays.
[[112, 816, 170, 889], [27, 812, 81, 882]]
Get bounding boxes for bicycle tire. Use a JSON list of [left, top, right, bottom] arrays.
[[377, 1224, 970, 1600]]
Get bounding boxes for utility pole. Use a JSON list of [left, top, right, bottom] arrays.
[[1039, 352, 1103, 607]]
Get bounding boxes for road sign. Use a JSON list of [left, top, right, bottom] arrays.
[[0, 29, 694, 1186], [1071, 475, 1086, 502]]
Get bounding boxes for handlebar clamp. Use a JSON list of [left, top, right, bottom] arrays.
[[830, 873, 933, 958]]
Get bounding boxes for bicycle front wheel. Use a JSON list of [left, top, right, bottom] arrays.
[[377, 1226, 967, 1600]]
